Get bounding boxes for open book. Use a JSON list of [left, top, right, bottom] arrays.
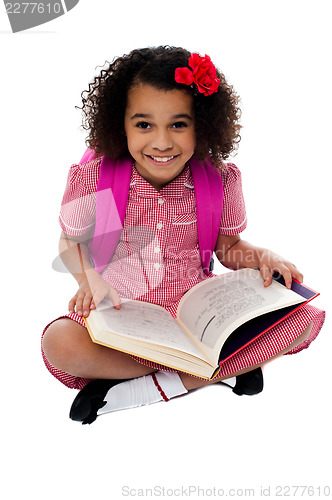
[[84, 269, 318, 379]]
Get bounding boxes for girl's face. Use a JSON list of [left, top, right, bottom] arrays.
[[124, 84, 196, 191]]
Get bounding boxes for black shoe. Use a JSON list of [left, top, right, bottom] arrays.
[[232, 367, 264, 396], [69, 379, 127, 424]]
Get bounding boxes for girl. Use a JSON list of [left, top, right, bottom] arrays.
[[42, 46, 325, 424]]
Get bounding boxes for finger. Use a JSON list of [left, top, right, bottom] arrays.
[[84, 299, 96, 318], [271, 263, 294, 289], [289, 266, 304, 283], [92, 285, 121, 310], [82, 292, 93, 317], [278, 266, 293, 289], [74, 292, 88, 316], [108, 287, 122, 310], [92, 288, 109, 309], [68, 294, 78, 314], [260, 264, 273, 287], [294, 271, 304, 283]]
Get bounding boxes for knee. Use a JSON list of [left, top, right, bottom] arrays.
[[42, 319, 82, 372]]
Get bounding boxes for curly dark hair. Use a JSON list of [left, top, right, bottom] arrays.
[[79, 46, 241, 166]]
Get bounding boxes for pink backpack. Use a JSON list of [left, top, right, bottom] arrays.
[[80, 149, 223, 275]]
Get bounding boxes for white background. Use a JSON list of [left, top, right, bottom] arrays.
[[1, 1, 331, 498]]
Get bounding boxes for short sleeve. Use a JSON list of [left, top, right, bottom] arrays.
[[59, 158, 101, 237], [219, 163, 247, 235]]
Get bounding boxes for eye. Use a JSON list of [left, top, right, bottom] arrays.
[[172, 121, 188, 129], [136, 121, 151, 130]]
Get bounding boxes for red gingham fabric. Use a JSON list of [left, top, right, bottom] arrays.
[[42, 159, 324, 389], [41, 304, 325, 389]]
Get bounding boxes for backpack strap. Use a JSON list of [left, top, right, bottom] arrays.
[[190, 158, 223, 274], [85, 154, 132, 272], [79, 148, 98, 164]]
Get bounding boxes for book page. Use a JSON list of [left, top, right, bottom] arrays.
[[89, 299, 204, 357], [177, 269, 305, 356]]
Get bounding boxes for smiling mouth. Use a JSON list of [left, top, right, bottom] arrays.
[[148, 155, 177, 163]]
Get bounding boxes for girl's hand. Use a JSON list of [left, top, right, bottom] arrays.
[[256, 248, 303, 289], [68, 269, 121, 317]]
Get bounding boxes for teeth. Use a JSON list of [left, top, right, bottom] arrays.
[[150, 156, 175, 163]]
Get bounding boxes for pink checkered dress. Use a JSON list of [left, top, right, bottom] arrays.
[[42, 159, 325, 389]]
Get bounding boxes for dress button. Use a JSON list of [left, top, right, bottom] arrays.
[[156, 222, 163, 230], [154, 263, 160, 270], [154, 247, 160, 253], [158, 198, 165, 205]]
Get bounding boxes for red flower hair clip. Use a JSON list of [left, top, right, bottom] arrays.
[[175, 53, 221, 96]]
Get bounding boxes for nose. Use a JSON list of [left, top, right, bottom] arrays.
[[151, 129, 173, 151]]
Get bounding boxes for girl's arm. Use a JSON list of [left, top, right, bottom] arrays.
[[215, 234, 303, 289], [59, 231, 121, 316]]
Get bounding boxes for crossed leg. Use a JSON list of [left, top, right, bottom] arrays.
[[42, 317, 314, 423], [42, 318, 313, 390]]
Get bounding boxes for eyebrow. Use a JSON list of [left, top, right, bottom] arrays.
[[130, 113, 193, 120]]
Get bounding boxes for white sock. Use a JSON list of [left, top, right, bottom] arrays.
[[97, 372, 188, 415], [220, 376, 236, 388]]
